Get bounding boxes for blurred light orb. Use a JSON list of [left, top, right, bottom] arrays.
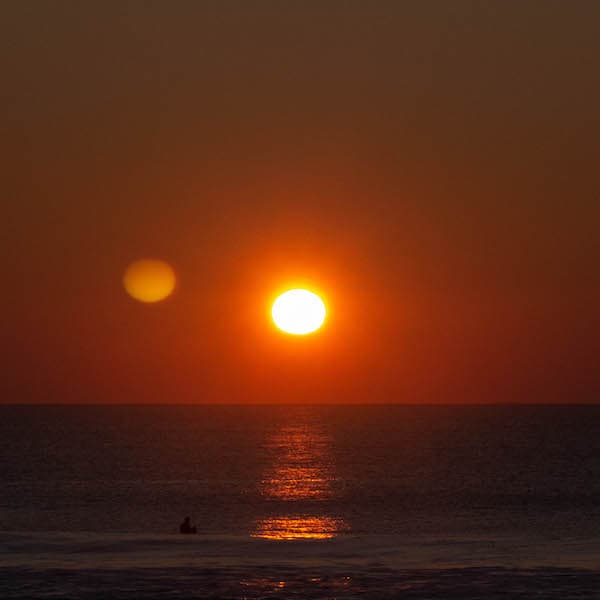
[[123, 259, 176, 303], [272, 289, 326, 335]]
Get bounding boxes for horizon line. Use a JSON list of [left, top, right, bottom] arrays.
[[1, 402, 598, 407]]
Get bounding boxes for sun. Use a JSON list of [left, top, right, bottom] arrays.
[[272, 289, 326, 335]]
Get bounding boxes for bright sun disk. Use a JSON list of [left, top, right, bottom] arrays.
[[271, 289, 326, 335]]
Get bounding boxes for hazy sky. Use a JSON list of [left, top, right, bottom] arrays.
[[2, 1, 599, 403]]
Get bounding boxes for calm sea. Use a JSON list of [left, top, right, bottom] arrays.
[[1, 404, 599, 598]]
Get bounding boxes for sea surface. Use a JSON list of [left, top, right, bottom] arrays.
[[1, 404, 599, 598]]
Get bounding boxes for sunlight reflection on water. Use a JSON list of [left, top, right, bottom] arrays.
[[252, 417, 347, 540], [261, 425, 335, 501], [252, 515, 343, 540]]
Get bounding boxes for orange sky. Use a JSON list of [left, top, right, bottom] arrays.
[[2, 2, 599, 403]]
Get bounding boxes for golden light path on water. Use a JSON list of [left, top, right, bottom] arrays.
[[253, 516, 340, 540], [252, 418, 346, 541]]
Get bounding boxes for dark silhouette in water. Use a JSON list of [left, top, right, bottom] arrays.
[[179, 516, 197, 534]]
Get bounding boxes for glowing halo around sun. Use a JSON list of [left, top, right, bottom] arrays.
[[271, 289, 327, 335], [123, 259, 176, 303]]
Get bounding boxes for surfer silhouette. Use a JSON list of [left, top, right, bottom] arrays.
[[179, 516, 197, 534]]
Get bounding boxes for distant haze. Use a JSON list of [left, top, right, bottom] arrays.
[[2, 2, 599, 403]]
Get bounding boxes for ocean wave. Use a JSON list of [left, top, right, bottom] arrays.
[[1, 531, 599, 570], [1, 564, 599, 599]]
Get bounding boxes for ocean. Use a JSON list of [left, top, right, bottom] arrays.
[[1, 404, 599, 598]]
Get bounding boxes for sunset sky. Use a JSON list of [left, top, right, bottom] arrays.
[[3, 1, 599, 403]]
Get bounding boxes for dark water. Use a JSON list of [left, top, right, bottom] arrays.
[[1, 404, 599, 598]]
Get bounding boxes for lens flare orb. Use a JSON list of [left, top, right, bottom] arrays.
[[123, 259, 176, 303], [271, 289, 326, 335]]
